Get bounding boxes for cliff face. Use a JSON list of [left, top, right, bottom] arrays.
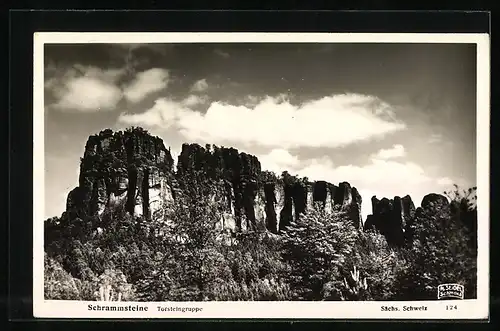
[[176, 143, 363, 233], [60, 128, 477, 246], [364, 193, 459, 247], [65, 128, 364, 233], [66, 128, 175, 221], [364, 195, 416, 246]]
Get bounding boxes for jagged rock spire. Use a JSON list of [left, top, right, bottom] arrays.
[[65, 127, 365, 233]]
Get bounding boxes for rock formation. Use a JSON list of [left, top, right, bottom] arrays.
[[421, 193, 450, 212], [63, 128, 365, 234], [364, 195, 416, 246], [364, 193, 468, 247], [401, 193, 451, 246], [66, 128, 175, 221], [175, 144, 363, 233], [57, 128, 478, 247]]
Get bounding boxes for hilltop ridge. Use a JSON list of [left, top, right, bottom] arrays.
[[58, 127, 465, 246]]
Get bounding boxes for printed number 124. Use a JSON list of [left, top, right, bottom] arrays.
[[446, 305, 458, 310]]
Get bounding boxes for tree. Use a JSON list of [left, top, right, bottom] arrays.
[[94, 268, 135, 301], [280, 205, 358, 300], [213, 231, 291, 301], [445, 185, 478, 254], [140, 169, 233, 301], [397, 198, 477, 300], [346, 230, 409, 301], [135, 250, 180, 301], [44, 253, 81, 300], [445, 185, 477, 209]]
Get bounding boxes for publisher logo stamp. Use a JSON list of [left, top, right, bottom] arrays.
[[437, 284, 464, 300]]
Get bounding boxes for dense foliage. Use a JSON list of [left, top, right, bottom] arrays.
[[44, 169, 478, 301], [395, 188, 478, 300]]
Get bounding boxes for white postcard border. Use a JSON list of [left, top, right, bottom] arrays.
[[33, 32, 490, 319]]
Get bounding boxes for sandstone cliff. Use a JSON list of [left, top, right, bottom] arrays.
[[58, 128, 478, 249], [175, 143, 363, 233], [64, 128, 363, 234], [66, 128, 175, 221], [364, 193, 459, 247], [364, 195, 416, 246]]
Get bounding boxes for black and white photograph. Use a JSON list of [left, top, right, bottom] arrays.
[[33, 33, 489, 319]]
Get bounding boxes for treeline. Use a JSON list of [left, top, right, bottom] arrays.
[[44, 171, 477, 301]]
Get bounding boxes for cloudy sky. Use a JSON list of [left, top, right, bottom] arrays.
[[43, 42, 477, 220]]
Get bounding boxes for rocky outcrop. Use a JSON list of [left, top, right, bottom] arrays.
[[176, 143, 262, 231], [335, 183, 363, 230], [364, 193, 470, 247], [402, 193, 451, 246], [64, 128, 365, 234], [66, 128, 175, 221], [364, 195, 416, 246], [421, 193, 450, 212], [308, 180, 362, 229], [65, 128, 475, 244], [175, 143, 364, 233]]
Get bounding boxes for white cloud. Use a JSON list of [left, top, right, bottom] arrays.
[[190, 79, 209, 92], [123, 68, 169, 103], [258, 149, 300, 174], [184, 94, 406, 148], [244, 95, 260, 107], [118, 93, 407, 149], [47, 65, 170, 112], [297, 158, 432, 193], [53, 77, 123, 112], [371, 144, 406, 160], [118, 98, 189, 128], [181, 95, 209, 107], [49, 65, 125, 112]]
